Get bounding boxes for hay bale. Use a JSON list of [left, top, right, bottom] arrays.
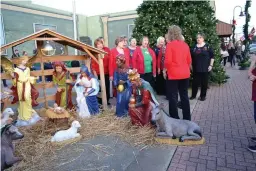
[[8, 109, 157, 171]]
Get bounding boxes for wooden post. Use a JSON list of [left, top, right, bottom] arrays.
[[64, 45, 68, 55], [101, 16, 109, 47], [36, 41, 48, 108], [98, 54, 107, 110]]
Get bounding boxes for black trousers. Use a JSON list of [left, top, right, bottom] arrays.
[[140, 72, 155, 90], [166, 79, 191, 120], [98, 74, 110, 103], [222, 57, 228, 66], [156, 71, 166, 95], [236, 55, 241, 62], [228, 55, 235, 66], [191, 72, 209, 98]]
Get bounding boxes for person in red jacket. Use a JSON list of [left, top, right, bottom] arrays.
[[109, 37, 130, 80], [99, 36, 111, 54], [132, 36, 156, 89], [91, 38, 111, 105], [155, 36, 166, 95], [164, 25, 192, 121]]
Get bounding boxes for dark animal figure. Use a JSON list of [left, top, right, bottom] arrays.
[[1, 124, 24, 171]]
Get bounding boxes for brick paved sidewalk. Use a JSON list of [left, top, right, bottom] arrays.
[[168, 68, 256, 171]]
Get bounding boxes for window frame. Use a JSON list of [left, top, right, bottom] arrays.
[[127, 24, 135, 39], [0, 14, 7, 55]]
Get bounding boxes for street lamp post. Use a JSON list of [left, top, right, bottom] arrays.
[[72, 0, 78, 55], [232, 6, 244, 44]]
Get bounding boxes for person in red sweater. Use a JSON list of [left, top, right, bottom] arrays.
[[99, 36, 111, 54], [155, 36, 166, 95], [164, 25, 192, 121], [132, 36, 156, 89], [109, 37, 130, 80], [91, 38, 111, 105]]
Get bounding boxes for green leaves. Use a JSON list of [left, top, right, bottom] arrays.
[[132, 1, 227, 84]]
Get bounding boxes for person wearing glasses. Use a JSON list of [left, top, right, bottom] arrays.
[[190, 33, 214, 101]]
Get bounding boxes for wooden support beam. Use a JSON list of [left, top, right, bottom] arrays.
[[98, 54, 108, 110], [11, 55, 87, 64], [64, 45, 68, 55], [83, 48, 99, 64], [37, 41, 48, 108], [32, 38, 62, 41]]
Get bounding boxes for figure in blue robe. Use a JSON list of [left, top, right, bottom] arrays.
[[113, 54, 132, 117], [75, 65, 100, 118]]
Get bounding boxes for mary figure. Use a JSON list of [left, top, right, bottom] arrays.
[[74, 65, 100, 118]]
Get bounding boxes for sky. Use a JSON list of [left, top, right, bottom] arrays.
[[32, 0, 255, 37]]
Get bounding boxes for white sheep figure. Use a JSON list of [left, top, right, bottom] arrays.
[[151, 103, 202, 142], [51, 120, 81, 142], [1, 108, 15, 128]]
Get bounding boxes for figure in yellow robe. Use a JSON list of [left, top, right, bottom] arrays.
[[11, 67, 39, 121]]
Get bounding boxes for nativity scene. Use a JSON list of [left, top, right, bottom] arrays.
[[0, 29, 204, 171]]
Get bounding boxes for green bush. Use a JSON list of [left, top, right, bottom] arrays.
[[132, 1, 226, 84]]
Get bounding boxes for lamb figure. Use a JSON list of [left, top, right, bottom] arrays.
[[151, 104, 202, 142], [51, 120, 81, 142], [1, 108, 15, 129]]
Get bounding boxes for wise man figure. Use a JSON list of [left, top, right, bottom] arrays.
[[128, 69, 159, 126]]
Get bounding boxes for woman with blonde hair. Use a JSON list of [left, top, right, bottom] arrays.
[[154, 36, 165, 94], [164, 25, 192, 120]]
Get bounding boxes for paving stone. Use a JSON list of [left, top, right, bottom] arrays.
[[44, 136, 176, 171], [168, 69, 256, 171]]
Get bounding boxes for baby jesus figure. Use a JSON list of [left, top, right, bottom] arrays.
[[49, 103, 65, 114], [46, 103, 70, 122]]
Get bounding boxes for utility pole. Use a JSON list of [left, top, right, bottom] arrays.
[[72, 0, 78, 55]]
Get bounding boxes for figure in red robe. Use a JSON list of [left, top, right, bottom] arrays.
[[128, 69, 159, 126]]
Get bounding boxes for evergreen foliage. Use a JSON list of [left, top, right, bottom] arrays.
[[132, 1, 227, 84]]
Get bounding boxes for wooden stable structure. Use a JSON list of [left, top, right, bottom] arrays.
[[0, 29, 108, 109]]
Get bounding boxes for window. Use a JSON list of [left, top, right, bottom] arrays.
[[0, 14, 7, 54], [33, 23, 57, 32], [33, 23, 64, 55], [128, 24, 135, 39]]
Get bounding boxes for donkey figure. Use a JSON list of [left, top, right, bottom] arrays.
[[151, 104, 202, 142], [1, 124, 24, 171]]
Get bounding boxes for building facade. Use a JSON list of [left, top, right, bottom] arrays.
[[1, 1, 80, 56], [1, 1, 216, 54]]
